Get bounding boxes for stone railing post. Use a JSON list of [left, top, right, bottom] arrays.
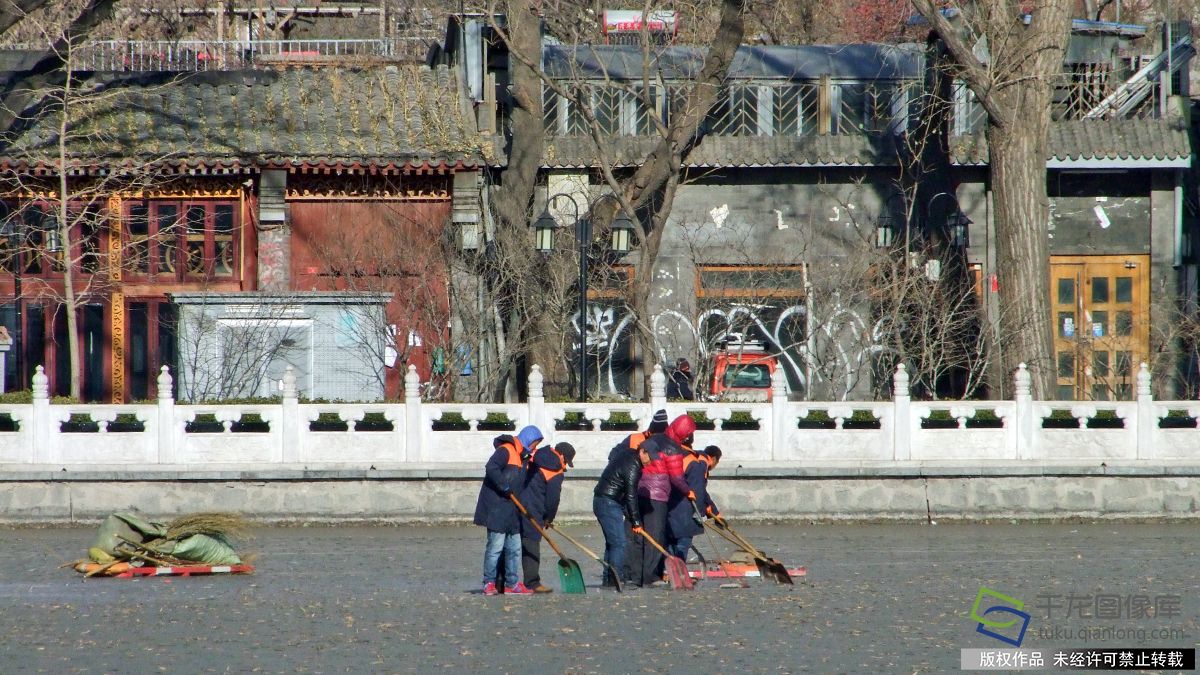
[[31, 365, 50, 464], [1136, 362, 1153, 460], [280, 366, 299, 463], [1014, 363, 1033, 460], [527, 365, 545, 432], [892, 363, 911, 461], [650, 364, 667, 410], [156, 366, 176, 464], [404, 365, 421, 462], [770, 366, 788, 461]]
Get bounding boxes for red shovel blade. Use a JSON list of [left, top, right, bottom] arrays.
[[664, 554, 694, 590]]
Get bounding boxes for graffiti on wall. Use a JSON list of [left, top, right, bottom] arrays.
[[571, 294, 897, 400]]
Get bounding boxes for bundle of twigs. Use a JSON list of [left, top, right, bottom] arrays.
[[164, 512, 251, 542]]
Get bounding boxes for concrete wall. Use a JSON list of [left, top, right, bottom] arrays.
[[3, 362, 1200, 523], [3, 467, 1198, 524]]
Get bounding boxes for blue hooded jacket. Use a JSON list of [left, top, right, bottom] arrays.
[[473, 430, 537, 533], [517, 425, 543, 449]]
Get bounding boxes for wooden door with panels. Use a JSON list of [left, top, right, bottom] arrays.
[[1050, 255, 1149, 401]]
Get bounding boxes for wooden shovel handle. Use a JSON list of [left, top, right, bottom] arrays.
[[635, 528, 671, 557], [547, 524, 601, 562], [510, 494, 570, 561]]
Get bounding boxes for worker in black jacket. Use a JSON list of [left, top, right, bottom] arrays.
[[519, 442, 575, 593], [607, 408, 668, 461], [593, 444, 651, 588]]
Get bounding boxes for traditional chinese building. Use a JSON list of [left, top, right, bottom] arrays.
[[0, 60, 481, 401]]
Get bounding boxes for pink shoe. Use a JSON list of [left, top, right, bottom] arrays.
[[504, 582, 534, 595], [482, 582, 498, 596]]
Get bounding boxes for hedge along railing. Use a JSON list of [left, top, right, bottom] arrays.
[[0, 362, 1197, 469]]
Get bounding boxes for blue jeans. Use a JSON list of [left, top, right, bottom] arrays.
[[671, 536, 694, 561], [593, 495, 627, 586], [483, 530, 521, 587]]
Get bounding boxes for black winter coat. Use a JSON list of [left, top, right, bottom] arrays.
[[594, 451, 643, 528], [667, 455, 718, 539], [473, 435, 529, 533], [518, 446, 565, 541], [607, 431, 656, 462]]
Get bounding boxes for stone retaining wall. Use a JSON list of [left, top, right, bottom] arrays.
[[3, 466, 1197, 524]]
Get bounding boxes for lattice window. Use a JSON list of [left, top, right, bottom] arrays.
[[125, 200, 239, 280], [775, 84, 819, 136], [836, 81, 909, 134], [707, 84, 760, 136], [951, 80, 986, 134], [545, 83, 662, 136]]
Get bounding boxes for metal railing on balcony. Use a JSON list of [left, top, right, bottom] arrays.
[[72, 37, 437, 72], [543, 79, 918, 138]]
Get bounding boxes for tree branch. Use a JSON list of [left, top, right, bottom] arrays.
[[909, 0, 1011, 130]]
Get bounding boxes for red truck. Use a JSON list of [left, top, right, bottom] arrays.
[[708, 336, 785, 402]]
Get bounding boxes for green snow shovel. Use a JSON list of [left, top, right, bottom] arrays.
[[548, 524, 622, 592], [510, 495, 586, 594]]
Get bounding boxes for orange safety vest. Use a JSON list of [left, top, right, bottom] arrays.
[[682, 452, 710, 478], [539, 447, 567, 483], [500, 440, 524, 468], [627, 431, 649, 452]]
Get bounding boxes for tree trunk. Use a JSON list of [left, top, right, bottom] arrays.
[[58, 72, 81, 401], [988, 125, 1054, 397], [490, 0, 544, 232], [910, 0, 1073, 398]]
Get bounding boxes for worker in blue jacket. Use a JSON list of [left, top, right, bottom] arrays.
[[474, 425, 542, 596], [667, 445, 722, 561], [519, 442, 576, 593]]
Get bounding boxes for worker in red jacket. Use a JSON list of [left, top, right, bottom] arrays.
[[627, 414, 696, 587]]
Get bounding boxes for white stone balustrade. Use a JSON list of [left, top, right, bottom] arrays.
[[0, 362, 1197, 470]]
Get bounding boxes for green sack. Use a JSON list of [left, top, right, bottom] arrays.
[[90, 512, 165, 557], [169, 534, 242, 565]]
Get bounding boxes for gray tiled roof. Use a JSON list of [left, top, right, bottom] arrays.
[[0, 65, 481, 171], [522, 117, 1190, 169], [953, 117, 1191, 165]]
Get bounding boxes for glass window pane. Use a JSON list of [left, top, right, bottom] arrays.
[[1115, 277, 1132, 303], [1057, 384, 1076, 400], [1058, 352, 1075, 378], [155, 205, 178, 275], [213, 204, 235, 277], [213, 205, 234, 234], [1057, 278, 1075, 305], [1090, 311, 1107, 337], [1115, 310, 1132, 336], [1116, 351, 1132, 377], [186, 206, 206, 274], [1092, 351, 1110, 377], [127, 204, 148, 236], [1116, 383, 1132, 400], [1091, 277, 1109, 303], [126, 205, 148, 274], [1091, 385, 1109, 401], [1059, 312, 1077, 338]]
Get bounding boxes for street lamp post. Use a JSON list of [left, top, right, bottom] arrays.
[[535, 194, 634, 402], [927, 192, 971, 248]]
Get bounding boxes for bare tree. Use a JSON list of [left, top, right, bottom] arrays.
[[911, 0, 1074, 397], [172, 294, 306, 402], [481, 0, 748, 400], [0, 21, 187, 398]]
